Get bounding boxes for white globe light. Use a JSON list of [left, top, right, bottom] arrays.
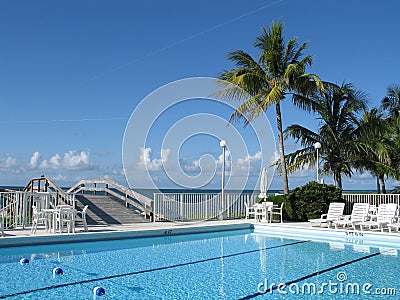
[[220, 140, 227, 147], [314, 142, 321, 149]]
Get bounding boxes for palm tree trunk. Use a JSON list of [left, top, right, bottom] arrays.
[[379, 175, 386, 194], [334, 171, 342, 189], [275, 101, 289, 194], [376, 177, 381, 193]]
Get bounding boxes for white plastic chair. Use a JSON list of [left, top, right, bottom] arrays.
[[271, 203, 284, 223], [75, 205, 89, 231], [244, 202, 256, 220], [309, 202, 345, 228], [31, 206, 50, 234], [255, 202, 274, 222], [55, 206, 76, 233]]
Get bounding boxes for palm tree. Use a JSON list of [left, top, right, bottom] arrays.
[[283, 82, 367, 189], [353, 108, 391, 193], [382, 85, 400, 118], [217, 21, 322, 194], [381, 85, 400, 183]]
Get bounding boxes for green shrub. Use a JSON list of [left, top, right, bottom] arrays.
[[286, 181, 343, 221]]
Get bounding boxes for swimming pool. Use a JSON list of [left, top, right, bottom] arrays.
[[0, 228, 398, 299]]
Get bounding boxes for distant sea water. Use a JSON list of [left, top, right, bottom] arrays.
[[0, 185, 377, 198]]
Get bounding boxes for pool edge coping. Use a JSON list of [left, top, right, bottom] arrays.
[[0, 223, 253, 248]]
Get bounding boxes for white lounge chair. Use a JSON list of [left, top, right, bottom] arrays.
[[359, 203, 398, 232], [387, 209, 400, 233], [75, 205, 89, 231], [309, 202, 345, 228], [333, 203, 370, 229]]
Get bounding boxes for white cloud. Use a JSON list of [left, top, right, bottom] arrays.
[[63, 150, 90, 169], [112, 167, 124, 175], [29, 151, 41, 168], [237, 151, 262, 168], [270, 151, 280, 166], [0, 155, 20, 173], [39, 150, 92, 170], [0, 155, 20, 174], [52, 174, 67, 181], [4, 156, 17, 168], [183, 159, 201, 172], [138, 147, 170, 171], [217, 150, 231, 166]]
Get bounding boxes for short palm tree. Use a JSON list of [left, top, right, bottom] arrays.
[[284, 82, 367, 189], [353, 108, 391, 193], [381, 85, 400, 182], [217, 21, 322, 194], [382, 84, 400, 118]]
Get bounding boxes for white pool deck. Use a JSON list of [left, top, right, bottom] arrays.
[[1, 220, 400, 248]]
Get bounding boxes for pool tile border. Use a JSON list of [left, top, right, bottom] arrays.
[[0, 223, 252, 248]]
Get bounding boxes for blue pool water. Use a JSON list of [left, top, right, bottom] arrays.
[[0, 229, 398, 299]]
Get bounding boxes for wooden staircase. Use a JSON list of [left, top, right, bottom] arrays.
[[75, 194, 150, 225]]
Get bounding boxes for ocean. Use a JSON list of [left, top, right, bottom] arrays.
[[0, 185, 377, 198]]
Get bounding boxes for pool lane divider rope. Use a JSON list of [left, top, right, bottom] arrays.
[[239, 249, 390, 300], [0, 240, 308, 298]]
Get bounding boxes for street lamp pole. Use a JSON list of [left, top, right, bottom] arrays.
[[314, 142, 321, 183], [220, 140, 227, 220]]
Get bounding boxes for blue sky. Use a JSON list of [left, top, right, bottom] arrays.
[[1, 0, 399, 191]]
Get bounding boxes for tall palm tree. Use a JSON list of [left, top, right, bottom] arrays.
[[284, 82, 367, 189], [217, 21, 322, 194]]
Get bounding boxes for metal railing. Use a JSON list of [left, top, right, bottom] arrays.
[[0, 175, 76, 230], [154, 192, 257, 221], [342, 193, 400, 214], [0, 192, 27, 229]]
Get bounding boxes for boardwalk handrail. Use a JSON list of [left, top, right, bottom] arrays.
[[67, 178, 154, 219], [23, 176, 74, 207]]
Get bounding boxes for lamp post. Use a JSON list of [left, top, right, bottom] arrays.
[[314, 142, 321, 183], [220, 140, 227, 220]]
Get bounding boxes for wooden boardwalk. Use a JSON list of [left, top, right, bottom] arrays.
[[75, 194, 150, 225]]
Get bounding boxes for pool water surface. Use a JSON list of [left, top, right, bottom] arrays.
[[0, 229, 398, 299]]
